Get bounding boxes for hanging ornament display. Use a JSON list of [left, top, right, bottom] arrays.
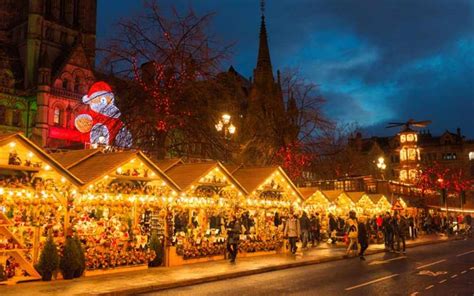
[[74, 81, 133, 148]]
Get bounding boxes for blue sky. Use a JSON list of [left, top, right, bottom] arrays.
[[97, 0, 474, 137]]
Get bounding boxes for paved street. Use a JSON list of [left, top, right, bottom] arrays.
[[145, 238, 474, 296]]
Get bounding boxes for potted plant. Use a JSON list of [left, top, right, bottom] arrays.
[[73, 235, 86, 278], [148, 233, 163, 267], [60, 237, 81, 279], [37, 235, 59, 281]]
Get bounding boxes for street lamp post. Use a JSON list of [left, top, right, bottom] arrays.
[[215, 113, 236, 140], [376, 156, 386, 180], [215, 113, 236, 161]]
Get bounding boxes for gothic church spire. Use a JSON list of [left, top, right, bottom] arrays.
[[255, 0, 273, 83]]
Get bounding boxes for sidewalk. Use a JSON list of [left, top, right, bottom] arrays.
[[0, 234, 450, 296]]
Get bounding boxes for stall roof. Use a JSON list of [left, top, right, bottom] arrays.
[[153, 158, 183, 172], [50, 149, 102, 169], [345, 192, 366, 203], [367, 194, 386, 204], [62, 150, 180, 191], [297, 187, 320, 200], [166, 161, 247, 194], [0, 133, 83, 186], [321, 190, 344, 202], [232, 166, 303, 200], [223, 164, 243, 174]]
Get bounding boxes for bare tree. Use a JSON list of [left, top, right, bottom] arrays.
[[101, 1, 231, 158]]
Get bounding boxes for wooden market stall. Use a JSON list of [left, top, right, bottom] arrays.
[[345, 192, 376, 216], [163, 161, 248, 266], [321, 190, 355, 216], [232, 166, 302, 255], [52, 150, 180, 275], [367, 194, 392, 214], [299, 187, 331, 213], [0, 133, 83, 284]]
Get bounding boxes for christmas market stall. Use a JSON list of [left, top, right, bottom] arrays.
[[321, 190, 355, 215], [345, 192, 376, 215], [163, 162, 247, 266], [299, 187, 331, 212], [367, 194, 392, 213], [52, 150, 180, 275], [0, 133, 83, 284], [232, 166, 302, 255]]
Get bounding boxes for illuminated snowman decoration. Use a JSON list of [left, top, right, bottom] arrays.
[[74, 81, 132, 147]]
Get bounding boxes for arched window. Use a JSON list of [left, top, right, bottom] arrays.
[[62, 79, 69, 90], [53, 107, 63, 126], [74, 77, 81, 93], [0, 105, 6, 125], [73, 0, 80, 26], [60, 0, 66, 21], [45, 0, 52, 18], [11, 110, 22, 127]]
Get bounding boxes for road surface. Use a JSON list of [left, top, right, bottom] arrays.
[[144, 238, 474, 295]]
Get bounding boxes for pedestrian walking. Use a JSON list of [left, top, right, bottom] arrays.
[[396, 213, 408, 254], [226, 214, 242, 263], [284, 213, 301, 254], [310, 213, 321, 246], [328, 213, 338, 244], [382, 212, 394, 250], [358, 216, 369, 260], [300, 211, 311, 248], [345, 211, 358, 257]]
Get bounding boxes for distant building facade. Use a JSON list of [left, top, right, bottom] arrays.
[[0, 0, 97, 148]]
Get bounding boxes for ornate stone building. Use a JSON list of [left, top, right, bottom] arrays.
[[0, 0, 97, 148]]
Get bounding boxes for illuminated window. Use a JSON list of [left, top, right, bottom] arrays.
[[414, 134, 418, 142], [53, 108, 62, 126], [408, 148, 417, 160], [400, 148, 407, 161], [400, 135, 406, 143], [407, 134, 414, 142], [469, 152, 474, 160], [409, 169, 418, 180], [400, 170, 407, 181]]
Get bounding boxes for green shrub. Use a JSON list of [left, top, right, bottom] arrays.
[[37, 235, 59, 281], [60, 237, 81, 280], [148, 233, 163, 267], [72, 235, 86, 278]]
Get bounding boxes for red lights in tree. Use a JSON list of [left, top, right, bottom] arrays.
[[273, 142, 311, 181]]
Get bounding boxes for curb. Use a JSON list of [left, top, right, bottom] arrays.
[[93, 238, 454, 296]]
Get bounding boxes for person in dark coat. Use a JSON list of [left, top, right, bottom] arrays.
[[396, 213, 408, 254], [358, 216, 369, 260], [329, 213, 338, 244], [226, 214, 242, 263], [382, 212, 394, 251], [300, 211, 311, 248]]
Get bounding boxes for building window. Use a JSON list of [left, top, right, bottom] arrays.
[[442, 153, 457, 160], [45, 0, 52, 18], [400, 148, 407, 161], [399, 170, 407, 181], [469, 152, 474, 160], [11, 110, 22, 127], [73, 0, 80, 26], [0, 105, 6, 125], [60, 0, 66, 21], [74, 77, 81, 93], [62, 79, 69, 90], [53, 108, 62, 126]]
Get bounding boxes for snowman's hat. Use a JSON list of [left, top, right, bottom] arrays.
[[82, 81, 113, 104]]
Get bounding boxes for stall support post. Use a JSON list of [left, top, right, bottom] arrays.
[[133, 199, 139, 227], [33, 226, 40, 264]]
